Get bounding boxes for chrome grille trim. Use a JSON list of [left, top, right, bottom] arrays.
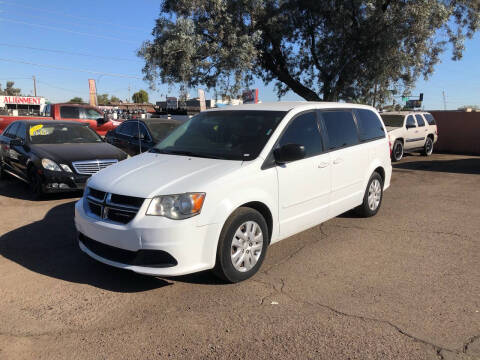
[[72, 159, 118, 175], [85, 187, 144, 224]]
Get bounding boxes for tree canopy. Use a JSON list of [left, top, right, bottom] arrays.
[[132, 89, 149, 103], [0, 81, 22, 96], [139, 0, 480, 105], [68, 97, 84, 104], [97, 94, 122, 105]]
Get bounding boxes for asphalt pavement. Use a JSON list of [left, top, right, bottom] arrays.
[[0, 153, 479, 360]]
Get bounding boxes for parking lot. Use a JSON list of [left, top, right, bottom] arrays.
[[0, 153, 478, 360]]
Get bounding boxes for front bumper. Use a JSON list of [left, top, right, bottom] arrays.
[[74, 198, 221, 276], [41, 169, 89, 192]]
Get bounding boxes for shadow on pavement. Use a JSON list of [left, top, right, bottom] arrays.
[[393, 157, 480, 175], [0, 177, 82, 201], [0, 201, 171, 292]]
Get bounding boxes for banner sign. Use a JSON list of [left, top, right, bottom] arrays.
[[242, 89, 259, 104], [88, 79, 97, 106], [198, 89, 206, 112]]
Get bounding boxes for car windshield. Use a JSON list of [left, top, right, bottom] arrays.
[[29, 124, 102, 144], [146, 121, 181, 141], [380, 115, 405, 127], [151, 110, 286, 160]]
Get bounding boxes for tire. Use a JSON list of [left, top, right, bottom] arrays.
[[391, 140, 403, 162], [28, 166, 44, 199], [423, 137, 433, 156], [213, 207, 269, 283], [0, 158, 5, 181], [355, 172, 384, 218]]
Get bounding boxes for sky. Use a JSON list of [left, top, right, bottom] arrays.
[[0, 0, 479, 110]]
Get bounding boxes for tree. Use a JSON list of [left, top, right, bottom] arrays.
[[110, 95, 121, 104], [132, 89, 149, 103], [68, 97, 84, 103], [97, 93, 110, 105], [0, 81, 21, 96], [139, 1, 480, 105]]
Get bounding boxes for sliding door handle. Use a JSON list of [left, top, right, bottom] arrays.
[[318, 162, 330, 168]]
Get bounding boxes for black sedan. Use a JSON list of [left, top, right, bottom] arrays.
[[105, 118, 182, 156], [0, 120, 127, 197]]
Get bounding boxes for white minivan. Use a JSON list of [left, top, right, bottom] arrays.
[[75, 102, 392, 282]]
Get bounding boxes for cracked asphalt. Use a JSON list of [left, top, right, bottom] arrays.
[[0, 153, 479, 360]]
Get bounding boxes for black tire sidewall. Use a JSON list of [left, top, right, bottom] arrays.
[[215, 208, 269, 283], [392, 140, 403, 162], [28, 167, 44, 198]]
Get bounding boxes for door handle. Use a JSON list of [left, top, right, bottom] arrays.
[[333, 158, 343, 165], [318, 162, 330, 168]]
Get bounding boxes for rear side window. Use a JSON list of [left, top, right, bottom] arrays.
[[15, 122, 26, 141], [424, 114, 436, 125], [406, 116, 416, 128], [415, 115, 425, 127], [354, 109, 385, 141], [321, 110, 359, 150], [60, 106, 81, 119], [278, 111, 323, 158]]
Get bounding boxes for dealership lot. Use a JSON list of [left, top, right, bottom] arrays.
[[0, 153, 478, 359]]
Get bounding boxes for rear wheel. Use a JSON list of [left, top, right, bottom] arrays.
[[355, 172, 384, 218], [392, 140, 403, 162], [28, 167, 44, 199], [423, 137, 433, 156], [213, 207, 268, 283]]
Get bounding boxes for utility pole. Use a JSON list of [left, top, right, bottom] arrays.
[[442, 90, 447, 110], [32, 75, 37, 97], [128, 85, 131, 102]]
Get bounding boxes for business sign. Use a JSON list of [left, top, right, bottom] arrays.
[[242, 89, 259, 104], [0, 96, 44, 106], [166, 97, 178, 109], [405, 99, 422, 109], [88, 79, 97, 106]]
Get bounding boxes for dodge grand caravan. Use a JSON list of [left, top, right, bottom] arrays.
[[75, 102, 392, 282]]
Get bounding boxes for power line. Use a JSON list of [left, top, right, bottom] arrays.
[[0, 18, 138, 44], [0, 0, 147, 32], [37, 80, 81, 93], [0, 43, 141, 62], [0, 57, 143, 79]]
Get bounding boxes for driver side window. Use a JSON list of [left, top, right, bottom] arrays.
[[277, 111, 323, 159], [406, 116, 416, 128]]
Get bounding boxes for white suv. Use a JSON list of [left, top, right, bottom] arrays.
[[380, 111, 438, 162], [75, 102, 392, 282]]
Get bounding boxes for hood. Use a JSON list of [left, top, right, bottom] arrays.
[[30, 142, 127, 164], [386, 126, 402, 132], [87, 152, 243, 198]]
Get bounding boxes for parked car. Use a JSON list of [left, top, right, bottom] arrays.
[[380, 111, 438, 162], [75, 102, 392, 282], [0, 120, 128, 197], [0, 103, 121, 136], [105, 118, 182, 155]]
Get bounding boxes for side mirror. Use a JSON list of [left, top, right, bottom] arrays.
[[273, 144, 306, 164], [10, 138, 24, 146], [96, 117, 107, 125]]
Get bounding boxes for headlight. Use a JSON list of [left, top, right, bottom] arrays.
[[41, 158, 62, 171], [60, 164, 72, 172], [146, 193, 206, 219]]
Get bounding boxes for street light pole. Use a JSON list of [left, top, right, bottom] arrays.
[[32, 75, 37, 97]]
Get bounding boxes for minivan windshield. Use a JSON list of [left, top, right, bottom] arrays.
[[380, 115, 405, 128], [151, 110, 286, 160]]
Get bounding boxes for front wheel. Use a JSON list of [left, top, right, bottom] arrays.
[[355, 172, 384, 217], [423, 137, 433, 156], [0, 159, 5, 180], [213, 207, 268, 283]]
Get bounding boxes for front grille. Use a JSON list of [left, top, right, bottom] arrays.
[[72, 159, 118, 175], [86, 187, 144, 224], [79, 234, 178, 268]]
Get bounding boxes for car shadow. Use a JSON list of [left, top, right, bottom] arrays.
[[0, 177, 82, 201], [0, 201, 171, 292], [393, 157, 480, 175]]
